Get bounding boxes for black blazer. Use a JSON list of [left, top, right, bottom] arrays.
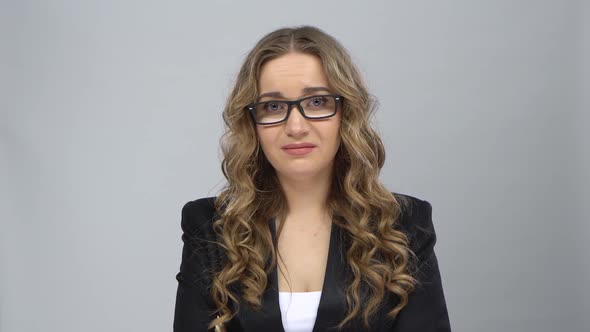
[[174, 193, 451, 331]]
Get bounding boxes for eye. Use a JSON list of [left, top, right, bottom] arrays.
[[263, 102, 283, 112], [307, 96, 327, 107]]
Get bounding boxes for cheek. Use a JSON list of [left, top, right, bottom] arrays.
[[256, 127, 267, 146], [327, 122, 342, 149], [256, 128, 275, 156]]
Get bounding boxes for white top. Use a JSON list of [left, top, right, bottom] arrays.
[[278, 291, 322, 332]]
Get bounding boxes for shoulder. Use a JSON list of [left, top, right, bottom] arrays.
[[389, 193, 451, 328], [177, 196, 223, 288], [391, 192, 437, 258], [392, 192, 434, 230], [180, 196, 218, 236]]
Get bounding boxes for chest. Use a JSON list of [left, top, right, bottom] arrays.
[[276, 223, 331, 292], [227, 219, 398, 332]]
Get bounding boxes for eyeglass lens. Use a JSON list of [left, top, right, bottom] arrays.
[[252, 95, 337, 124]]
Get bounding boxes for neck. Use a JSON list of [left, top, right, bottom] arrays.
[[276, 169, 333, 224]]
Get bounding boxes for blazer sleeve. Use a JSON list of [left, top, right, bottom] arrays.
[[173, 199, 219, 332], [392, 198, 452, 332]]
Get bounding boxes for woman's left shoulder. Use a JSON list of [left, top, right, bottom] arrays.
[[389, 192, 452, 330], [391, 192, 437, 253]]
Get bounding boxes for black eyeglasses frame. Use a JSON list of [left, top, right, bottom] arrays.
[[245, 94, 343, 125]]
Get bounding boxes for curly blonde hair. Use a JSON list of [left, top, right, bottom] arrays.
[[210, 25, 417, 330]]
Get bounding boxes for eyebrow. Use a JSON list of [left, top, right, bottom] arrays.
[[256, 86, 332, 101]]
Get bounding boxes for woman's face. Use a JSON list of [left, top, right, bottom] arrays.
[[255, 52, 341, 181]]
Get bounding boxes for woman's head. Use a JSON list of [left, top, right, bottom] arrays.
[[254, 52, 342, 185], [213, 26, 415, 330], [220, 25, 383, 201]]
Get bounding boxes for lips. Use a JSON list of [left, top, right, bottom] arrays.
[[281, 143, 317, 149], [281, 142, 317, 156]]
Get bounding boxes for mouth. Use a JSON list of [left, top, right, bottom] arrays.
[[281, 143, 316, 156]]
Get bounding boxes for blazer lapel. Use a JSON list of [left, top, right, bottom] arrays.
[[230, 218, 285, 331], [241, 217, 285, 332], [268, 218, 348, 332], [312, 222, 348, 331]]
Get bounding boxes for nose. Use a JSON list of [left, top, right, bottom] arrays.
[[284, 104, 309, 136]]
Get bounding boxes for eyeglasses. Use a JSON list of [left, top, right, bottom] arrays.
[[245, 94, 343, 125]]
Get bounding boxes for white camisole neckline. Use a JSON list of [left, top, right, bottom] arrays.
[[278, 291, 322, 332]]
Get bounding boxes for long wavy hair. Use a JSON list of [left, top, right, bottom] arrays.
[[210, 25, 418, 330]]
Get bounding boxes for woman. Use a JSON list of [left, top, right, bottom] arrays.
[[174, 26, 451, 331]]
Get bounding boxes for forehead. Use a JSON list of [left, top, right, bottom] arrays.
[[258, 52, 329, 98]]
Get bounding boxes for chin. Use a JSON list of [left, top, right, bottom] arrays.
[[275, 164, 331, 179]]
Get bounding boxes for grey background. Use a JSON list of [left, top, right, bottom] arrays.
[[1, 0, 588, 331]]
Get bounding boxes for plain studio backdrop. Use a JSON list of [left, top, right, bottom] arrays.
[[1, 1, 588, 331]]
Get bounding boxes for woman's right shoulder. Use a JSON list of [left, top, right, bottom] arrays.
[[177, 196, 225, 293], [180, 196, 219, 237]]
